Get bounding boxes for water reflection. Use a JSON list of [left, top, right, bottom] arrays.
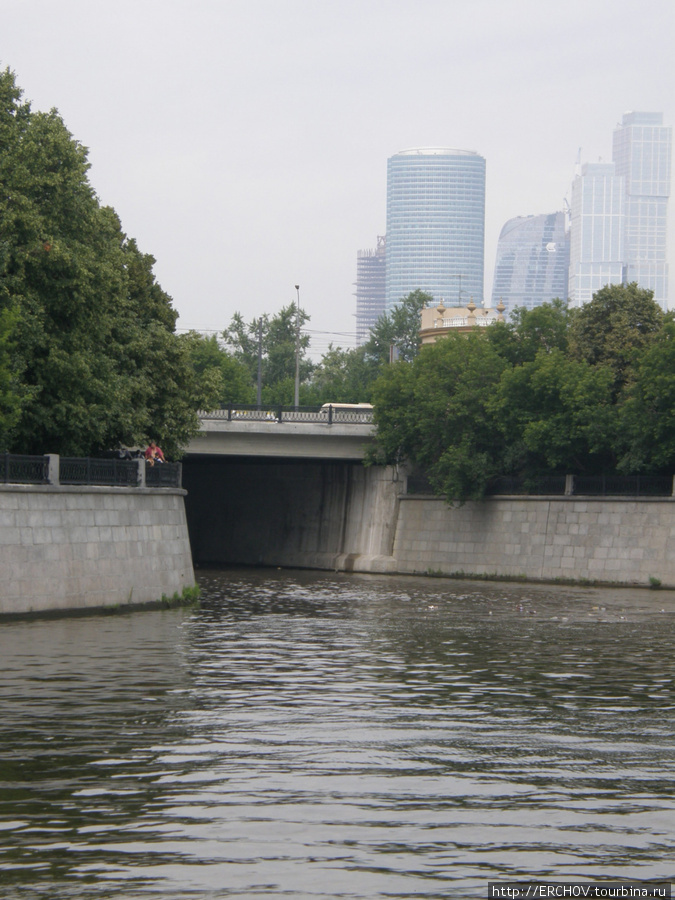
[[0, 569, 673, 898]]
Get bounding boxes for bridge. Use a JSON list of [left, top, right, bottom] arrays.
[[187, 404, 376, 460], [182, 404, 396, 574]]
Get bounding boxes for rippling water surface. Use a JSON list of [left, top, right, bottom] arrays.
[[0, 569, 674, 899]]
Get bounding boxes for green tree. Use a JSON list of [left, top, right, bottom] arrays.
[[181, 331, 255, 408], [371, 333, 509, 502], [0, 68, 203, 457], [222, 304, 314, 405], [568, 282, 664, 393], [0, 303, 21, 448], [303, 344, 379, 405], [487, 298, 572, 366], [616, 321, 675, 473], [364, 289, 432, 365], [493, 349, 615, 475]]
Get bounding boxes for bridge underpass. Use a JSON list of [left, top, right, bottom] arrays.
[[182, 408, 399, 571]]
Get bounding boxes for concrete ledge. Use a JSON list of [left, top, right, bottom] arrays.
[[0, 483, 187, 496]]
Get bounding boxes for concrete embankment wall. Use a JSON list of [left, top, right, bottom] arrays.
[[183, 458, 675, 586], [0, 485, 195, 615], [393, 495, 675, 585]]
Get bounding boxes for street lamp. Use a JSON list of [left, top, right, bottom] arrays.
[[294, 284, 300, 409]]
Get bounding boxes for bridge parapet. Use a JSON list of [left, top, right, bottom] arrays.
[[192, 405, 376, 460], [200, 403, 374, 425]]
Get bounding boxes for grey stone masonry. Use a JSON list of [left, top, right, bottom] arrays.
[[0, 484, 195, 615], [392, 495, 675, 585]]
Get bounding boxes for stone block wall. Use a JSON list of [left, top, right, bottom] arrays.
[[0, 485, 195, 615], [392, 495, 675, 585], [181, 456, 675, 586]]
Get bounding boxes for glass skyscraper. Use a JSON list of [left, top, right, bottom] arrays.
[[491, 212, 569, 315], [568, 162, 626, 307], [568, 112, 671, 308], [612, 111, 671, 307], [385, 148, 486, 310]]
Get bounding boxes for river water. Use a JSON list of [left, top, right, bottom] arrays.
[[0, 568, 674, 899]]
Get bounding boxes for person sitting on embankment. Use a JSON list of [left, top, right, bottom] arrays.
[[144, 440, 165, 466]]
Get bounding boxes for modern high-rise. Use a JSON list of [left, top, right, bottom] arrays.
[[385, 148, 486, 310], [568, 112, 671, 308], [612, 111, 671, 307], [568, 162, 626, 307], [491, 212, 569, 315], [354, 235, 386, 345]]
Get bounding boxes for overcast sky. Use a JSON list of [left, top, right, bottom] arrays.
[[3, 0, 675, 355]]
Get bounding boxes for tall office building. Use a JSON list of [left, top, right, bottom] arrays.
[[612, 111, 671, 307], [491, 212, 569, 315], [568, 112, 671, 308], [568, 162, 626, 307], [354, 235, 386, 345], [385, 148, 486, 310]]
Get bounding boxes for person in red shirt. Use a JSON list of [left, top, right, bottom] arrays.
[[144, 440, 165, 465]]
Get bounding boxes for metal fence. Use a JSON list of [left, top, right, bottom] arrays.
[[0, 453, 182, 489], [486, 475, 568, 496], [572, 474, 673, 497], [407, 472, 673, 498], [60, 457, 140, 486], [201, 404, 374, 425], [145, 462, 182, 488], [0, 453, 50, 484]]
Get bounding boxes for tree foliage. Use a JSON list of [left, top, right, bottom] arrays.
[[303, 344, 378, 405], [0, 303, 20, 448], [494, 350, 615, 474], [486, 298, 572, 365], [0, 68, 205, 457], [364, 289, 431, 365], [568, 282, 664, 393], [181, 331, 255, 408], [222, 304, 314, 405], [369, 288, 675, 503], [293, 291, 432, 406], [616, 321, 675, 473], [371, 333, 508, 501]]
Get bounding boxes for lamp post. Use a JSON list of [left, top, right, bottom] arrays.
[[256, 318, 263, 407], [294, 284, 300, 409]]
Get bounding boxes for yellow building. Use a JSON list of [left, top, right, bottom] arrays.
[[420, 298, 506, 344]]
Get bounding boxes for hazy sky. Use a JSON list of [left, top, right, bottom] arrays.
[[3, 0, 675, 355]]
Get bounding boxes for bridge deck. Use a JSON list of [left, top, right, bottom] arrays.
[[190, 408, 375, 460]]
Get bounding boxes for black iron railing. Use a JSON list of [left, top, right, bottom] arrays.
[[0, 453, 50, 484], [572, 474, 673, 497], [0, 453, 182, 488], [407, 472, 673, 498], [60, 457, 140, 486], [201, 404, 374, 425], [145, 462, 182, 488], [486, 475, 568, 496]]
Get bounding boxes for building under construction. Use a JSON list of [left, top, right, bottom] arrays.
[[354, 235, 386, 345]]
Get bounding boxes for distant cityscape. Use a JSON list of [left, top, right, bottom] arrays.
[[354, 112, 672, 341]]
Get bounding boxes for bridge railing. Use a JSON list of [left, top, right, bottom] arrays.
[[201, 404, 375, 425]]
